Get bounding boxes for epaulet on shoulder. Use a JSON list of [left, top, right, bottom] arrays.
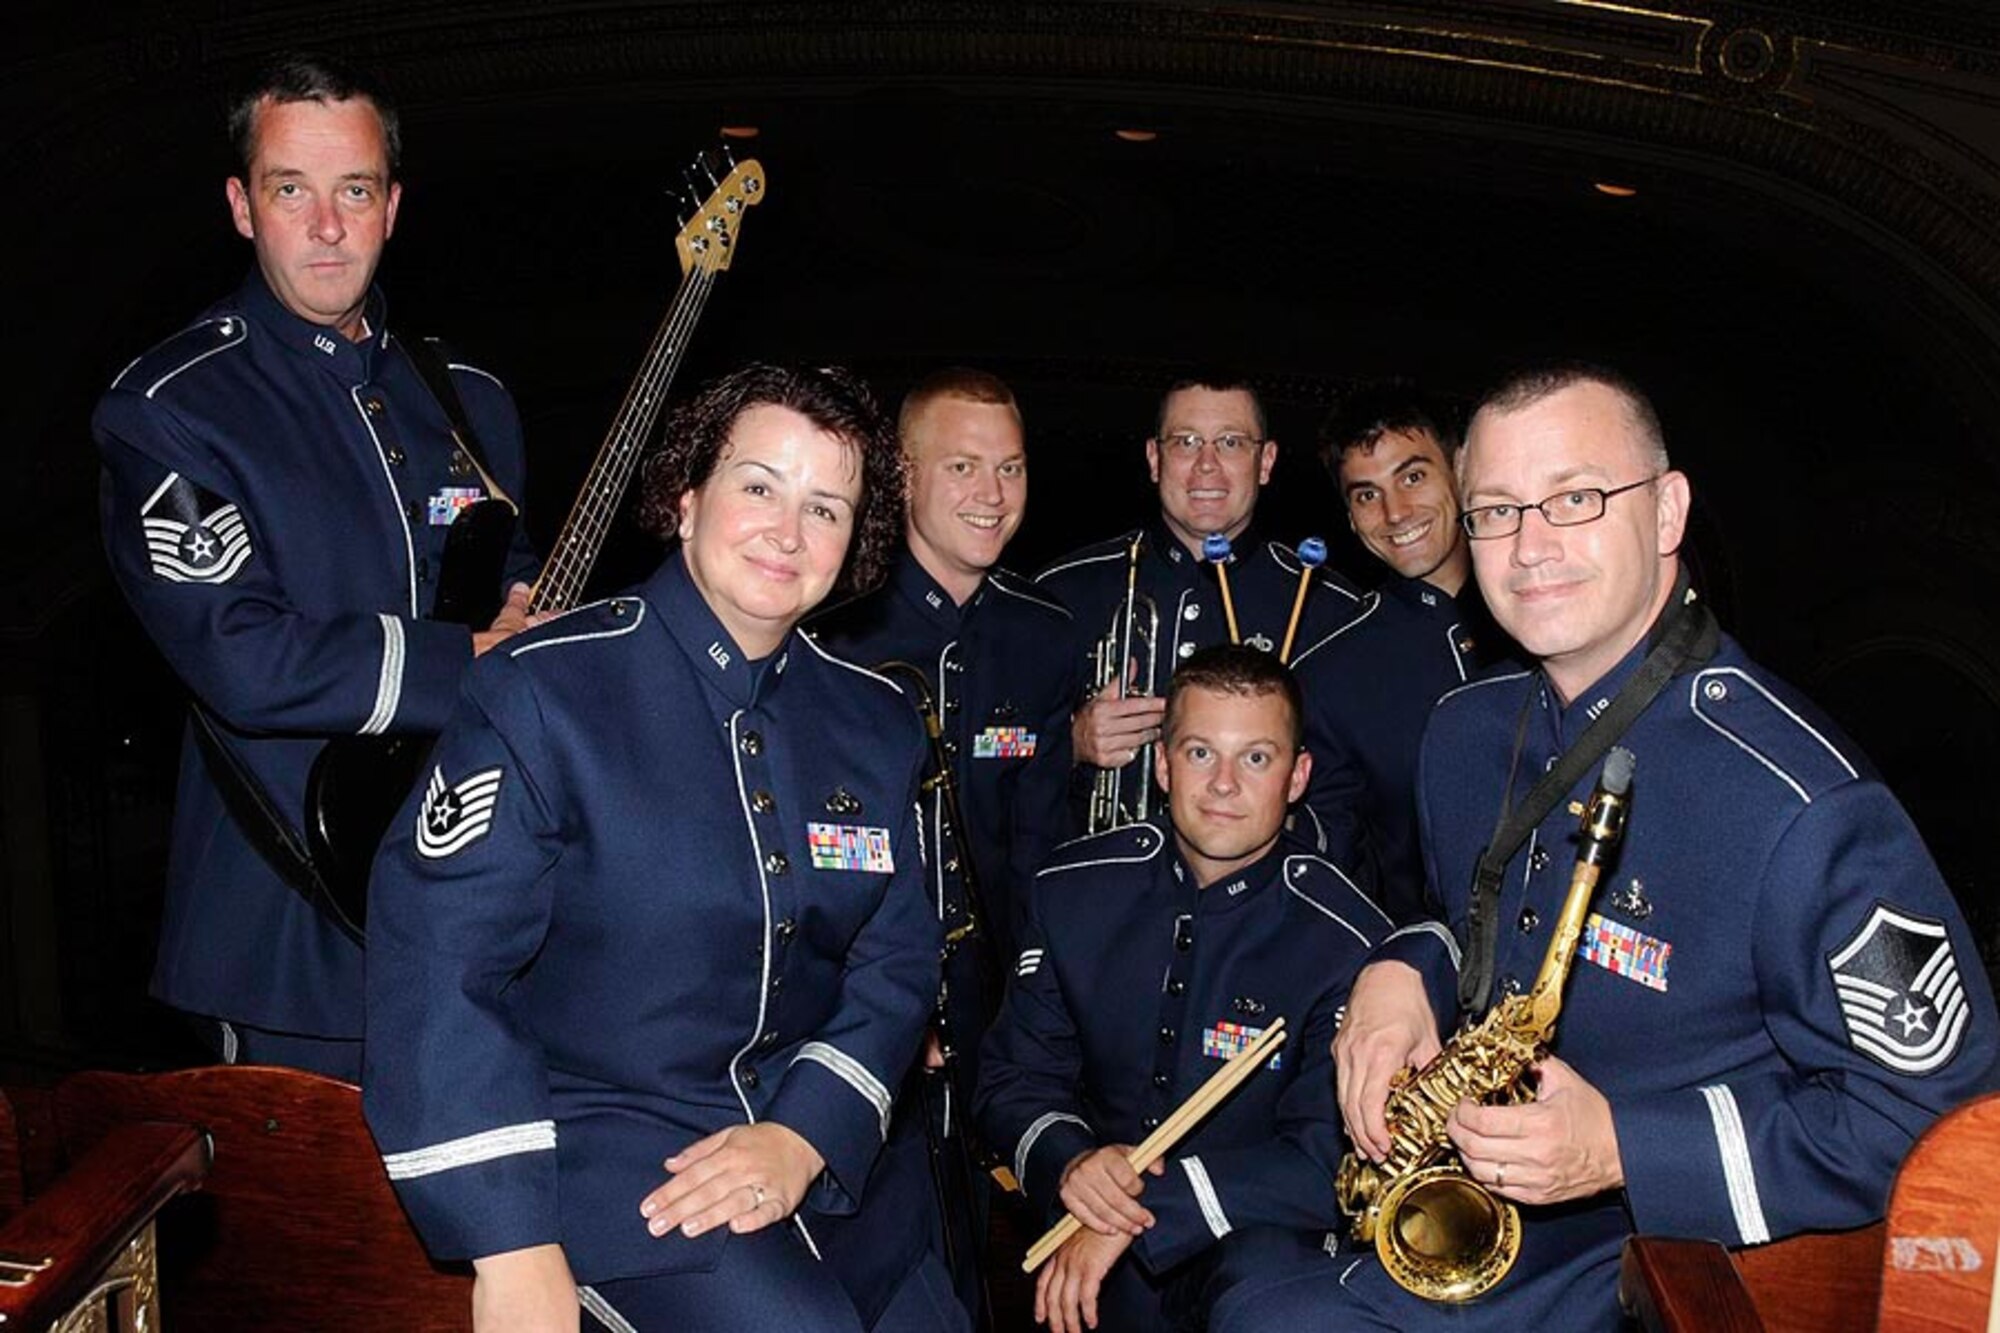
[[1436, 666, 1532, 709], [1035, 531, 1143, 583], [1282, 853, 1387, 918], [795, 630, 902, 696], [1686, 664, 1860, 805], [1036, 822, 1167, 877], [111, 315, 247, 397], [507, 596, 645, 657], [989, 567, 1073, 619]]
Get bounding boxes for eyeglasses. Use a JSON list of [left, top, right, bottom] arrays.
[[1460, 476, 1659, 540], [1158, 431, 1263, 457]]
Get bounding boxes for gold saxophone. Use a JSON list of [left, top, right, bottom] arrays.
[[1334, 745, 1635, 1302]]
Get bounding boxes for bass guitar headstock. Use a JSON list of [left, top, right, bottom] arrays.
[[675, 149, 766, 276]]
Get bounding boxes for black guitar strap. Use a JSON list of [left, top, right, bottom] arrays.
[[401, 334, 516, 510], [188, 704, 364, 947], [1457, 575, 1718, 1015]]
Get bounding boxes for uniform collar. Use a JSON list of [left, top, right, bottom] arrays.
[[889, 548, 984, 630], [237, 267, 390, 384], [1383, 573, 1461, 617], [644, 550, 792, 710], [1146, 517, 1264, 572], [1171, 839, 1287, 912]]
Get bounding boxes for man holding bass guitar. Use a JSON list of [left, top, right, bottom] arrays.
[[94, 53, 540, 1079]]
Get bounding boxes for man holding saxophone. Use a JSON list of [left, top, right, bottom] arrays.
[[1216, 364, 1998, 1330]]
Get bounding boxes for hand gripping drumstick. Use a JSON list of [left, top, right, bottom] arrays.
[[1279, 536, 1328, 664], [1021, 1017, 1287, 1273], [1201, 533, 1242, 645]]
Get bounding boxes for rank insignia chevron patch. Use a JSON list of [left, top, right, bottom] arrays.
[[1827, 903, 1969, 1075], [416, 765, 505, 859], [140, 471, 252, 584]]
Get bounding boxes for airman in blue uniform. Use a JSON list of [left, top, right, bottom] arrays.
[[1292, 384, 1514, 921], [977, 646, 1387, 1333], [366, 364, 941, 1332], [1035, 376, 1360, 844], [93, 55, 537, 1077], [1217, 365, 1998, 1332]]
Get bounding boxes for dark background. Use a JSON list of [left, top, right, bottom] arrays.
[[6, 0, 2000, 1069]]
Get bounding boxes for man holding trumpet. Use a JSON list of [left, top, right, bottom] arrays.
[[976, 645, 1386, 1332]]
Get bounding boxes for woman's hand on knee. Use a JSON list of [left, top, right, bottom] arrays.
[[639, 1122, 826, 1239]]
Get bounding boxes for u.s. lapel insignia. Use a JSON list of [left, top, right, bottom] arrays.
[[416, 765, 504, 859], [825, 787, 863, 816], [141, 471, 252, 584], [807, 822, 894, 872], [1828, 904, 1969, 1074], [1607, 876, 1653, 919], [1580, 912, 1670, 992]]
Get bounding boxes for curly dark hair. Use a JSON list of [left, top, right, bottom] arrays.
[[635, 363, 905, 598]]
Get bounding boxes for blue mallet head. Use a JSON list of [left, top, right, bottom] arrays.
[[1202, 533, 1233, 563], [1297, 536, 1328, 568]]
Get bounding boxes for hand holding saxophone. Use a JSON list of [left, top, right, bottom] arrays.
[[1332, 959, 1444, 1161], [1446, 1053, 1624, 1205], [1072, 659, 1167, 770]]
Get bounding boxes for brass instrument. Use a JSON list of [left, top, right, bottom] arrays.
[[1087, 534, 1161, 834], [1335, 746, 1635, 1302]]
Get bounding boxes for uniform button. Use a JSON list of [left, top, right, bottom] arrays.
[[1166, 979, 1186, 996], [765, 851, 789, 875], [943, 698, 961, 714], [943, 858, 960, 875], [1530, 848, 1551, 873], [1704, 678, 1728, 702], [363, 396, 385, 416], [740, 1066, 760, 1089], [945, 659, 965, 674], [415, 557, 431, 583], [1518, 908, 1539, 933], [1183, 604, 1200, 621], [1158, 1027, 1176, 1045], [449, 451, 474, 477], [760, 1031, 779, 1048], [769, 975, 784, 992], [752, 790, 776, 814], [1152, 1073, 1169, 1089], [1177, 642, 1195, 659], [776, 918, 797, 939], [405, 500, 423, 523], [384, 444, 406, 466], [740, 730, 763, 756]]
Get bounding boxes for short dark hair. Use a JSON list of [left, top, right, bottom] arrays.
[[1163, 644, 1304, 750], [229, 53, 401, 178], [636, 363, 904, 598], [1154, 374, 1268, 441], [1317, 381, 1461, 481], [1470, 361, 1670, 473], [898, 367, 1021, 444]]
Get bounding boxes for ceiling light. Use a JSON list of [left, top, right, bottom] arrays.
[[1114, 129, 1158, 143], [721, 125, 760, 140], [1593, 182, 1638, 198]]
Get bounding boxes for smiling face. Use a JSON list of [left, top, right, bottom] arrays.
[[677, 404, 863, 657], [903, 394, 1026, 604], [1156, 683, 1311, 888], [1146, 387, 1277, 554], [1339, 427, 1470, 594], [1462, 380, 1689, 703], [226, 96, 400, 340]]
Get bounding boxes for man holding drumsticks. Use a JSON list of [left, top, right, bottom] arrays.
[[975, 645, 1385, 1332]]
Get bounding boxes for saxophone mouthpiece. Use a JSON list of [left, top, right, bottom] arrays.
[[1602, 746, 1635, 797]]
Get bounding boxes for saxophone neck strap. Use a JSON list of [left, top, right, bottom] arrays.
[[1457, 574, 1717, 1015]]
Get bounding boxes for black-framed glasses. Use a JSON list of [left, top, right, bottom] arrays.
[[1460, 476, 1659, 540], [1157, 431, 1263, 457]]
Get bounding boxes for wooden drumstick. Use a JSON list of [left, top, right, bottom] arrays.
[[1202, 533, 1241, 645], [1278, 536, 1328, 664], [1020, 1017, 1287, 1273]]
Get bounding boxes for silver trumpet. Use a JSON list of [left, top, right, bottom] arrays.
[[1087, 533, 1160, 834]]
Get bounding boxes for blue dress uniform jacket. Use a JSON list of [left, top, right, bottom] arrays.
[[1035, 523, 1362, 839], [94, 270, 535, 1039], [976, 824, 1388, 1315], [1228, 629, 2000, 1332], [362, 553, 941, 1289], [1291, 576, 1512, 924]]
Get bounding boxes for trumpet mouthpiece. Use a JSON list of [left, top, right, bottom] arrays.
[[1297, 536, 1327, 568], [1202, 533, 1233, 563]]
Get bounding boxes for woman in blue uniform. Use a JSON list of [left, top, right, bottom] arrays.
[[363, 364, 942, 1332]]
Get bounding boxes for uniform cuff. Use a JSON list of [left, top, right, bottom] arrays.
[[766, 1045, 894, 1216], [1131, 1156, 1226, 1273], [1616, 1084, 1769, 1246], [385, 1136, 561, 1262]]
